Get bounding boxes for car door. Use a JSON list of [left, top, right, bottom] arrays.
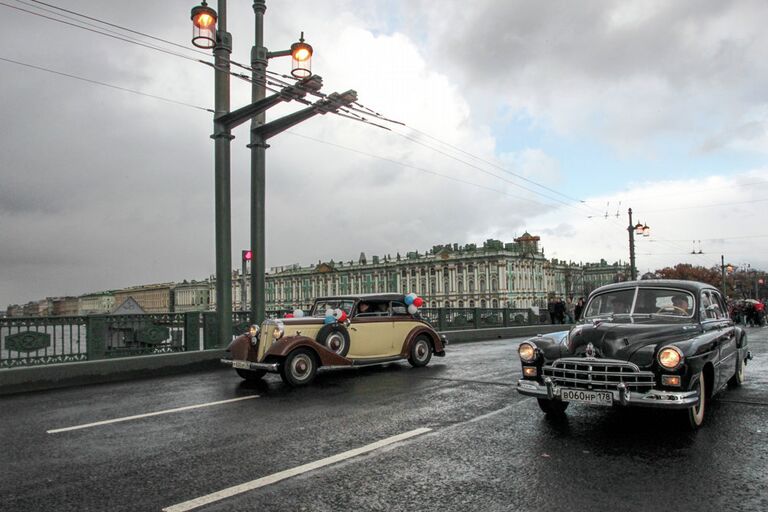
[[347, 302, 394, 358], [708, 290, 737, 388]]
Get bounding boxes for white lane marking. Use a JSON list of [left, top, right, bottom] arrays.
[[162, 427, 432, 512], [47, 395, 259, 434]]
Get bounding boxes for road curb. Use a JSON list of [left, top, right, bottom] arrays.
[[0, 350, 227, 396]]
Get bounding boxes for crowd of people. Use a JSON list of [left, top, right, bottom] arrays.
[[729, 299, 766, 327], [546, 296, 586, 324]]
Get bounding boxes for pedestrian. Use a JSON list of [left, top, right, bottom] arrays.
[[547, 298, 556, 324], [574, 297, 585, 322], [565, 297, 575, 323], [554, 298, 566, 324]]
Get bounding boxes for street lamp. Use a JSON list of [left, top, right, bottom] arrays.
[[190, 0, 359, 346], [190, 1, 217, 49], [627, 208, 650, 280]]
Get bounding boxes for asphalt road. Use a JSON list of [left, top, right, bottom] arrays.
[[1, 328, 766, 512]]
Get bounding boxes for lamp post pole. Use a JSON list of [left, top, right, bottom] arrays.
[[627, 208, 637, 281], [721, 254, 726, 296], [250, 0, 267, 326], [213, 0, 233, 346]]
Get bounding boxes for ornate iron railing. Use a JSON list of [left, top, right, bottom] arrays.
[[1, 307, 551, 367]]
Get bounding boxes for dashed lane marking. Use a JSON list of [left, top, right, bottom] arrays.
[[161, 427, 432, 512], [46, 395, 260, 434]]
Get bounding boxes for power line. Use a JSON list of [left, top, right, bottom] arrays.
[[285, 131, 552, 206], [25, 0, 211, 57], [0, 55, 213, 112], [0, 1, 203, 63]]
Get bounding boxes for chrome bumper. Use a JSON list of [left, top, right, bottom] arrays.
[[221, 358, 279, 372], [516, 377, 699, 410]]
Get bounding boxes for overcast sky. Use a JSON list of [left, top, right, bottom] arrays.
[[1, 0, 767, 307]]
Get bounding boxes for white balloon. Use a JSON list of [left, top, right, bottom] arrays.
[[293, 309, 304, 318], [407, 304, 419, 315], [325, 308, 334, 318], [333, 308, 343, 319]]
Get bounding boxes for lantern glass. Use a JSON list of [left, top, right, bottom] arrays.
[[642, 224, 650, 237], [291, 41, 313, 78], [191, 3, 217, 49], [634, 223, 644, 235]]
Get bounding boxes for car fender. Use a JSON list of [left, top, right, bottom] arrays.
[[264, 335, 352, 366], [400, 326, 443, 356], [227, 333, 258, 361]]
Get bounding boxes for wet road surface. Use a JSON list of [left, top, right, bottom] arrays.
[[1, 327, 766, 511]]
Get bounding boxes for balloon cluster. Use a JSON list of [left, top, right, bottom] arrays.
[[324, 308, 348, 324], [405, 293, 424, 315], [284, 309, 305, 319]]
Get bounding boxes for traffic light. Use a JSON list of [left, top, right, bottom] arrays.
[[242, 250, 252, 261]]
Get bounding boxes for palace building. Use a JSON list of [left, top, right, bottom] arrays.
[[215, 234, 630, 312]]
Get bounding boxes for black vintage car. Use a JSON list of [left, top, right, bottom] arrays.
[[516, 280, 752, 428]]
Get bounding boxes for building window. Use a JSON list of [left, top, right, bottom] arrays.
[[469, 300, 475, 307], [480, 280, 486, 292], [492, 299, 498, 308], [458, 280, 464, 294], [458, 300, 464, 308], [480, 299, 486, 308]]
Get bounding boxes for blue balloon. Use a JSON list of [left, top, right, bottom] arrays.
[[405, 295, 414, 305], [324, 315, 336, 324]]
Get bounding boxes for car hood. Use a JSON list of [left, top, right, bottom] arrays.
[[564, 321, 701, 363]]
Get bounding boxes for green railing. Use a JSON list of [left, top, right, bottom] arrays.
[[1, 307, 542, 368]]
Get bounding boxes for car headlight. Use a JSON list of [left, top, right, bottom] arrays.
[[249, 324, 260, 346], [272, 321, 285, 341], [658, 346, 683, 370], [518, 342, 537, 363]]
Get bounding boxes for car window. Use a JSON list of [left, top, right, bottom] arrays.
[[702, 290, 725, 320], [311, 300, 354, 316], [391, 301, 409, 316], [585, 288, 695, 319], [355, 300, 390, 317], [709, 291, 727, 319], [584, 289, 635, 317]]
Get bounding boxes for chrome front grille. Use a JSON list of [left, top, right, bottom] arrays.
[[543, 358, 655, 392]]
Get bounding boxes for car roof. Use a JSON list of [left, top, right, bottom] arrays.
[[314, 293, 406, 302], [591, 279, 719, 295]]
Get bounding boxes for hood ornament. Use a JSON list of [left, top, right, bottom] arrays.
[[585, 342, 596, 359]]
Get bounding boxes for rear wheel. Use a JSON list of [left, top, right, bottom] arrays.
[[280, 348, 318, 387], [408, 336, 433, 367], [684, 372, 706, 429], [235, 368, 266, 381], [537, 399, 568, 416], [728, 355, 745, 388]]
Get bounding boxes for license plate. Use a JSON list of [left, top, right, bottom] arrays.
[[232, 360, 250, 370], [561, 389, 613, 406]]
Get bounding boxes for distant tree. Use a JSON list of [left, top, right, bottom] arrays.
[[653, 264, 722, 289]]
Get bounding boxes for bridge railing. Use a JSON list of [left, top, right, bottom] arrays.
[[1, 307, 548, 368]]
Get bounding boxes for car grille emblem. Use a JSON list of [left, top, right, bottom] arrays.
[[585, 343, 596, 359]]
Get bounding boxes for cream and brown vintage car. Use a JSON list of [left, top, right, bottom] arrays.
[[222, 294, 447, 386]]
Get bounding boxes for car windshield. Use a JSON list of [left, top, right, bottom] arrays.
[[310, 300, 355, 316], [584, 288, 695, 320]]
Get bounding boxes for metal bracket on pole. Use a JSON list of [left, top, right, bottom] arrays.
[[217, 75, 324, 130], [253, 89, 357, 140]]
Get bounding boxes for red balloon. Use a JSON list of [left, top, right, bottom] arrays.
[[413, 297, 424, 307], [284, 313, 294, 318], [338, 311, 348, 322]]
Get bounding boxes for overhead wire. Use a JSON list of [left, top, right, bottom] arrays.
[[0, 55, 214, 112], [5, 0, 761, 263]]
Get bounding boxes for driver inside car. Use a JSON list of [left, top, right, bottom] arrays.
[[672, 295, 690, 315]]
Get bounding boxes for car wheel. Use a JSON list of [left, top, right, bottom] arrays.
[[408, 336, 433, 367], [728, 356, 745, 388], [685, 372, 706, 429], [280, 348, 317, 387], [235, 368, 266, 381], [537, 398, 568, 416], [316, 324, 350, 357]]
